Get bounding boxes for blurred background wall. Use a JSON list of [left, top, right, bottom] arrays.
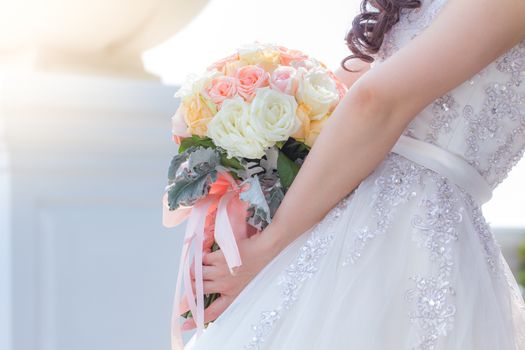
[[0, 1, 524, 350]]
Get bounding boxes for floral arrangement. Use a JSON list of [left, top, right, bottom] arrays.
[[162, 41, 348, 348]]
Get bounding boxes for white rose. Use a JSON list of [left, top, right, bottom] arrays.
[[296, 67, 340, 120], [174, 68, 222, 102], [290, 57, 322, 71], [237, 42, 275, 62], [206, 96, 267, 159], [249, 87, 300, 145]]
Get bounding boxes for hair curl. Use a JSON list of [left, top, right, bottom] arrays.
[[342, 0, 421, 71]]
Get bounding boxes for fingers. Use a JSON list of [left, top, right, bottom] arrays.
[[191, 265, 224, 283], [181, 296, 232, 331], [191, 278, 224, 295], [202, 250, 226, 266]]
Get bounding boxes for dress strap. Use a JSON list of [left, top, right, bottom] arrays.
[[391, 135, 492, 205]]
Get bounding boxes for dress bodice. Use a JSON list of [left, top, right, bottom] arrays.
[[371, 0, 525, 189]]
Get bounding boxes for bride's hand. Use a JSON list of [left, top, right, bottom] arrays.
[[181, 224, 283, 330]]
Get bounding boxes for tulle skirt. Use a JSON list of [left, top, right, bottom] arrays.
[[185, 153, 525, 350]]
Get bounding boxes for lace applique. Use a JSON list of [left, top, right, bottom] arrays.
[[484, 126, 525, 187], [425, 94, 460, 144], [341, 154, 420, 266], [376, 0, 447, 61], [244, 196, 349, 349], [464, 81, 525, 187], [405, 276, 456, 349], [463, 39, 525, 187], [406, 177, 463, 349], [496, 40, 525, 88], [465, 195, 502, 275]]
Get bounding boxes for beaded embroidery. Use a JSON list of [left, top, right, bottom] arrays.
[[425, 94, 460, 144], [464, 82, 525, 187], [341, 154, 420, 266], [244, 196, 349, 349], [406, 177, 463, 350], [465, 195, 502, 275], [376, 0, 447, 62]]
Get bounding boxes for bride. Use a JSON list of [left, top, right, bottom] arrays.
[[179, 0, 525, 348]]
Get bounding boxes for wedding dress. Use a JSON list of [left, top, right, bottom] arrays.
[[185, 0, 525, 348]]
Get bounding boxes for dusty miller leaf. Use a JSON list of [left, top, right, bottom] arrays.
[[167, 147, 220, 210], [239, 176, 272, 229]]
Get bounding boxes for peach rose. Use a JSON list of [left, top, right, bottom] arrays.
[[235, 65, 269, 102], [269, 66, 299, 95], [181, 93, 217, 137], [205, 76, 237, 107], [223, 60, 245, 77], [207, 52, 240, 73], [305, 113, 329, 147], [238, 43, 280, 72], [291, 103, 311, 140], [275, 45, 309, 66]]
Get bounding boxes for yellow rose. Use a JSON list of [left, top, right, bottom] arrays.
[[291, 103, 311, 140], [223, 60, 245, 76], [238, 43, 280, 72], [182, 93, 217, 136], [305, 113, 330, 147]]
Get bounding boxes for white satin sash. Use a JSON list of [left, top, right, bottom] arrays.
[[391, 135, 492, 205]]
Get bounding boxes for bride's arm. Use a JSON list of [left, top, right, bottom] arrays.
[[264, 0, 525, 255]]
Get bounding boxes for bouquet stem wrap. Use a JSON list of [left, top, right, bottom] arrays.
[[162, 171, 252, 350]]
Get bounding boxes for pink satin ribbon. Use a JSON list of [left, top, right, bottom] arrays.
[[162, 171, 253, 350]]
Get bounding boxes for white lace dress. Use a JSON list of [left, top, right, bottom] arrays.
[[185, 0, 525, 348]]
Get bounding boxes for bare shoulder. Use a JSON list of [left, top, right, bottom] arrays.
[[352, 0, 525, 124]]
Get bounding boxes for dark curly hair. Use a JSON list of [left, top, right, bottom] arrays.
[[342, 0, 421, 71]]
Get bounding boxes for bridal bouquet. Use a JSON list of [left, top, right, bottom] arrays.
[[162, 41, 347, 347]]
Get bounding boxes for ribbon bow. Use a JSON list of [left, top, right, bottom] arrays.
[[162, 170, 253, 350]]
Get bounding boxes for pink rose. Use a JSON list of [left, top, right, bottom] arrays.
[[235, 65, 269, 102], [275, 45, 309, 66], [205, 76, 237, 107], [269, 66, 299, 95], [171, 106, 191, 138], [207, 52, 240, 73]]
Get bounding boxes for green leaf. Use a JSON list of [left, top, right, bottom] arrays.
[[277, 150, 300, 189], [179, 135, 216, 153], [220, 153, 244, 170], [275, 141, 286, 149], [177, 135, 245, 173]]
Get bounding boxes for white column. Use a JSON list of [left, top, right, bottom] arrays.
[[2, 71, 189, 350]]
